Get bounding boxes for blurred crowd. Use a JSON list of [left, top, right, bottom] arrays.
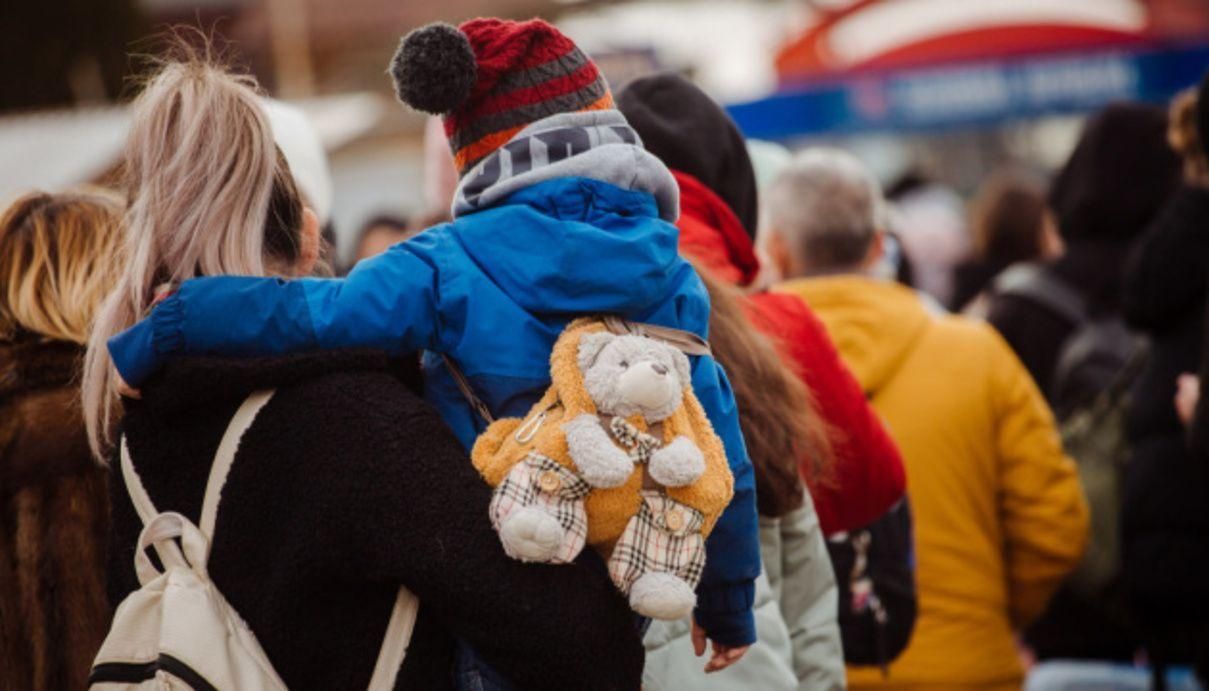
[[2, 15, 1209, 691]]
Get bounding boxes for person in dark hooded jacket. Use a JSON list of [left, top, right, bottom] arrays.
[[618, 72, 906, 540], [986, 103, 1180, 405], [987, 103, 1181, 665], [1119, 79, 1209, 683]]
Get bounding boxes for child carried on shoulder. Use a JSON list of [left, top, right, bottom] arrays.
[[108, 17, 761, 685]]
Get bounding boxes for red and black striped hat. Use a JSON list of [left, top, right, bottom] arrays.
[[390, 18, 614, 176]]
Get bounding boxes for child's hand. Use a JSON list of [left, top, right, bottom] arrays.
[[691, 619, 750, 673], [1176, 373, 1200, 427]]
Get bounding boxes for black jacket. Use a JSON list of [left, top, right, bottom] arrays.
[[1189, 305, 1209, 458], [988, 103, 1178, 402], [107, 350, 644, 691], [984, 248, 1145, 661], [1121, 186, 1209, 666], [986, 242, 1133, 401]]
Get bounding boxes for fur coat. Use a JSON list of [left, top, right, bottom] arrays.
[[0, 339, 109, 691]]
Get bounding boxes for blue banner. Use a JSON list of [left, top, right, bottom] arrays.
[[727, 41, 1209, 140]]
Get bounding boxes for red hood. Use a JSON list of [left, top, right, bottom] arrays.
[[674, 170, 760, 287]]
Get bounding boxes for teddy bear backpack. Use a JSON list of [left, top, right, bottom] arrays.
[[451, 317, 734, 621], [90, 391, 418, 690]]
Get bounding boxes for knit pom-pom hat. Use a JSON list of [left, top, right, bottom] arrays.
[[390, 18, 614, 176]]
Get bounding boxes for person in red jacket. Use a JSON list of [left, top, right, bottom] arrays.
[[619, 73, 905, 535]]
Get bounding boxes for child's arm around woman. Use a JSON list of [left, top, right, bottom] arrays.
[[111, 227, 452, 387]]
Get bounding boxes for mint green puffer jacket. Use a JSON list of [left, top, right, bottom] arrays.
[[642, 490, 844, 690]]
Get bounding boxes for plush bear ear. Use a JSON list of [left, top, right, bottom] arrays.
[[578, 332, 615, 372], [670, 347, 692, 386]]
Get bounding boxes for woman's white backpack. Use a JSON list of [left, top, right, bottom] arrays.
[[91, 390, 419, 690]]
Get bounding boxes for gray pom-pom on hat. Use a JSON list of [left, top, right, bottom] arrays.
[[389, 22, 477, 115]]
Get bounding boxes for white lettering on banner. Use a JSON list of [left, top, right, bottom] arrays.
[[1022, 56, 1136, 105], [891, 67, 1011, 121], [885, 54, 1138, 125]]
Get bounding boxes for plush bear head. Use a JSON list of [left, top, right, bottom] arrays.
[[577, 332, 692, 421]]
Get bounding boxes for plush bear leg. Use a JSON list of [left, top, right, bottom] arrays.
[[629, 572, 698, 621], [499, 506, 564, 563]]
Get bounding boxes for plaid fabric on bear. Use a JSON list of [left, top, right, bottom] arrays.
[[608, 490, 707, 595], [609, 416, 662, 464], [490, 452, 593, 564]]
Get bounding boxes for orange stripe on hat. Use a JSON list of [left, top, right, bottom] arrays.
[[452, 124, 528, 174], [452, 93, 617, 174]]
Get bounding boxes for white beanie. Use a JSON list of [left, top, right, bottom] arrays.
[[746, 139, 792, 192], [262, 98, 334, 226]]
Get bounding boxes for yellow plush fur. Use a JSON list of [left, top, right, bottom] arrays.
[[472, 319, 734, 549]]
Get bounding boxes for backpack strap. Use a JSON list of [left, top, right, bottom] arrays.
[[367, 588, 420, 691], [120, 388, 417, 688], [199, 389, 276, 540], [992, 263, 1088, 327], [442, 353, 495, 425], [120, 438, 159, 526], [443, 317, 711, 425], [118, 390, 277, 534], [600, 315, 713, 357]]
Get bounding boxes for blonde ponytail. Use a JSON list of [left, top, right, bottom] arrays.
[[83, 49, 303, 460]]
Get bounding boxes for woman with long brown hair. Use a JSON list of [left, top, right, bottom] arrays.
[[0, 187, 124, 690], [619, 71, 906, 540], [643, 260, 843, 690]]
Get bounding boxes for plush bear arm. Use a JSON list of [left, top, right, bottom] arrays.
[[563, 414, 635, 488], [648, 436, 706, 488]]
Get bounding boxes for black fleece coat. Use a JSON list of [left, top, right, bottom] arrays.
[[1120, 186, 1209, 670], [107, 351, 644, 691]]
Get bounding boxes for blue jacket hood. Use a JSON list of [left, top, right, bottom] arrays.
[[445, 177, 698, 322]]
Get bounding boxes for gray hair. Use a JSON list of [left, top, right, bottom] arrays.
[[764, 147, 885, 272]]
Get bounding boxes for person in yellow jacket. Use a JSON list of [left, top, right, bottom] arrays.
[[762, 148, 1089, 690]]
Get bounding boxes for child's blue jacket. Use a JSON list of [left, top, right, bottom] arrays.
[[110, 177, 760, 644]]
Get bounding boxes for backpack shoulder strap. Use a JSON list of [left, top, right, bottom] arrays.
[[120, 438, 158, 526], [197, 387, 419, 688], [199, 389, 276, 540], [992, 263, 1088, 327], [442, 317, 710, 426], [601, 315, 712, 356], [367, 587, 420, 690], [441, 353, 495, 425], [118, 390, 275, 536]]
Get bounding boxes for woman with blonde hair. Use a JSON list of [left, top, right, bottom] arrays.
[[0, 187, 123, 690], [84, 52, 642, 690]]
